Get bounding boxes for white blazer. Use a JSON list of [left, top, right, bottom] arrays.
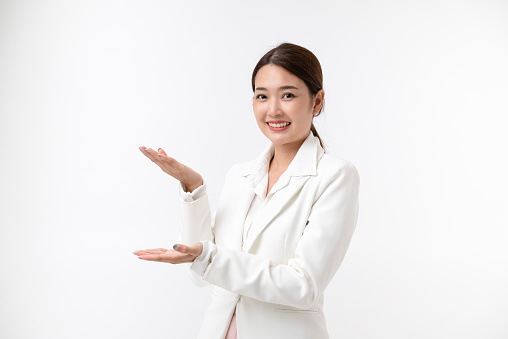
[[179, 133, 360, 339]]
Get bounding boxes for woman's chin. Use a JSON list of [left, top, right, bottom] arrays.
[[262, 133, 289, 145], [265, 135, 308, 150]]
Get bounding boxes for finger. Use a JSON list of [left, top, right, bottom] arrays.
[[139, 146, 157, 160], [141, 147, 178, 171], [138, 250, 189, 263], [139, 146, 150, 155], [173, 243, 201, 257], [137, 253, 162, 261], [144, 248, 168, 254], [144, 147, 156, 158], [158, 148, 168, 156], [174, 242, 203, 254], [173, 244, 188, 253], [142, 148, 169, 167], [143, 147, 162, 159], [133, 247, 168, 256]]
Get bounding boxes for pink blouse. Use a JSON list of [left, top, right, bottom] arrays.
[[225, 309, 237, 339]]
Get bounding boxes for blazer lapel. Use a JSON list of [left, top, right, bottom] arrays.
[[217, 182, 255, 251], [243, 175, 311, 253]]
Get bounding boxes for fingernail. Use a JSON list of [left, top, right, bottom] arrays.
[[173, 244, 179, 250], [158, 148, 161, 152]]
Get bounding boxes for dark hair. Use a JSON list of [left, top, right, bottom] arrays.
[[251, 43, 325, 149]]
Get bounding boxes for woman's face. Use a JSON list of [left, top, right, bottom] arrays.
[[253, 64, 323, 149]]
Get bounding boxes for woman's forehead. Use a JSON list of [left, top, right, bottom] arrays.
[[254, 65, 305, 90]]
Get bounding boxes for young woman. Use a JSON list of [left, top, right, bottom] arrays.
[[134, 43, 360, 339]]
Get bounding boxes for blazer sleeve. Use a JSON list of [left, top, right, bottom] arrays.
[[178, 183, 215, 287], [195, 162, 360, 309]]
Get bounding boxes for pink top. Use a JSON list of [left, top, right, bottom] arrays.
[[225, 309, 237, 339]]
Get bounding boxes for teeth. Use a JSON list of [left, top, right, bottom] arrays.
[[268, 122, 290, 128]]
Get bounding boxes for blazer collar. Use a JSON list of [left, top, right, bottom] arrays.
[[242, 132, 324, 187]]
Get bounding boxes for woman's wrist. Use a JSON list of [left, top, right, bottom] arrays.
[[182, 178, 203, 193], [178, 164, 203, 193]]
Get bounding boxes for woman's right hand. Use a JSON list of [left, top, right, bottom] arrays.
[[139, 146, 203, 192]]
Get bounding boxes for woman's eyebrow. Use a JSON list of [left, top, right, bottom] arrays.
[[280, 85, 299, 90], [255, 85, 299, 91]]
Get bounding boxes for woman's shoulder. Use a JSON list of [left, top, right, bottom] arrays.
[[317, 153, 360, 183]]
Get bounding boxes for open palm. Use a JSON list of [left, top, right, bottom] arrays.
[[133, 243, 203, 264]]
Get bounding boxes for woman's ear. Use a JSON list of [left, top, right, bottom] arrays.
[[313, 90, 325, 115]]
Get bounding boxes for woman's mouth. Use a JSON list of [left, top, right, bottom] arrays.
[[267, 121, 291, 130]]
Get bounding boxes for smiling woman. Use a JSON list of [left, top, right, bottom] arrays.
[[253, 64, 323, 153], [134, 43, 360, 339], [252, 43, 325, 150]]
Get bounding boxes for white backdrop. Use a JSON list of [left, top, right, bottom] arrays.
[[1, 0, 507, 338]]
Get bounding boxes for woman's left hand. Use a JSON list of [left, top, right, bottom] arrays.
[[133, 242, 203, 264]]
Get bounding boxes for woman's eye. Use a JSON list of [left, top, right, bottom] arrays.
[[283, 93, 294, 99], [256, 94, 267, 100]]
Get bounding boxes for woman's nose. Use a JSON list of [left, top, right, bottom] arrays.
[[268, 99, 283, 116]]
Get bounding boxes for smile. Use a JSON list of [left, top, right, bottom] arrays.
[[267, 122, 291, 128]]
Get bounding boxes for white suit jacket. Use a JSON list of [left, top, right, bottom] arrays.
[[179, 133, 360, 339]]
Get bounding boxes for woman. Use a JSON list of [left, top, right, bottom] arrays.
[[134, 43, 360, 339]]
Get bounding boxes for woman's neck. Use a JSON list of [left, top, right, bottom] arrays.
[[269, 138, 306, 173]]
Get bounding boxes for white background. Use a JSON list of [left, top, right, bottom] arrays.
[[1, 0, 507, 338]]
